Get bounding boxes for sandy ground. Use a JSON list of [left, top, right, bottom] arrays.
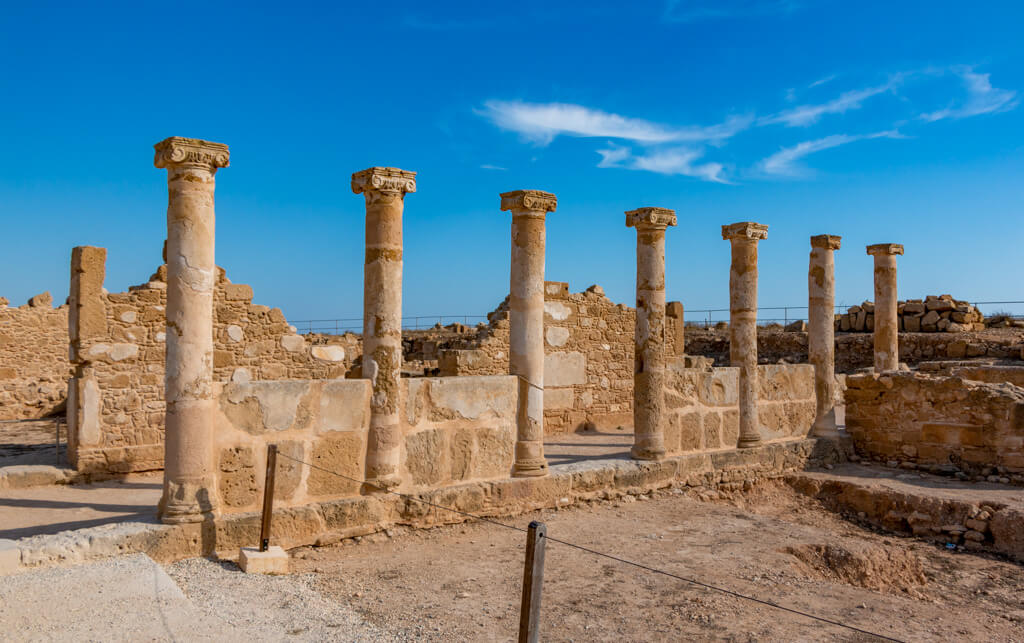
[[0, 418, 63, 467], [283, 484, 1024, 642]]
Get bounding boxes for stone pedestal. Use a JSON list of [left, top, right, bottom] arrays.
[[154, 137, 229, 524], [867, 243, 904, 373], [809, 235, 841, 437], [722, 222, 768, 449], [500, 190, 557, 477], [238, 546, 289, 574], [352, 167, 416, 491], [626, 207, 677, 460]]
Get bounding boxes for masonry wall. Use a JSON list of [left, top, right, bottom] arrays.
[[68, 247, 358, 474], [845, 372, 1024, 474], [438, 282, 683, 434], [664, 362, 816, 454], [0, 295, 69, 420], [212, 375, 518, 515]]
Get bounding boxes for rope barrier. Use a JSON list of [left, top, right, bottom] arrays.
[[275, 452, 904, 642]]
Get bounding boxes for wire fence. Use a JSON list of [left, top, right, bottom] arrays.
[[269, 450, 904, 642], [292, 301, 1024, 334]]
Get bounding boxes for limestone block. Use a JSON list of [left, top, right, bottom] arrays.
[[222, 381, 315, 433], [311, 345, 346, 362], [545, 326, 570, 347], [904, 315, 921, 332], [697, 368, 739, 407], [543, 301, 572, 321], [0, 539, 21, 575], [226, 325, 243, 342], [219, 446, 258, 508], [450, 428, 473, 481], [281, 335, 305, 352], [474, 426, 514, 479], [544, 352, 586, 387], [423, 376, 517, 420], [308, 434, 364, 496], [223, 283, 254, 302], [406, 429, 447, 486], [544, 387, 574, 410], [238, 546, 288, 574]]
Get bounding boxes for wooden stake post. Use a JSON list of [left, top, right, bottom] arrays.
[[259, 444, 278, 552], [518, 520, 547, 643]]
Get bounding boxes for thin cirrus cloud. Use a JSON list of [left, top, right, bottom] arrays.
[[597, 143, 728, 183], [662, 0, 802, 23], [477, 100, 752, 146], [920, 67, 1019, 122], [757, 130, 904, 177], [759, 79, 899, 127]]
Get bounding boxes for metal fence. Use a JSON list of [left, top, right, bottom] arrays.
[[292, 301, 1024, 334]]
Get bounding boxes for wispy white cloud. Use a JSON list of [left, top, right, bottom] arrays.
[[663, 0, 802, 23], [758, 130, 903, 177], [809, 74, 838, 89], [480, 164, 507, 171], [477, 100, 752, 146], [760, 80, 898, 127], [920, 67, 1018, 122], [596, 143, 728, 183]]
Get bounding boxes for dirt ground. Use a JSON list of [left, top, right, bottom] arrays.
[[286, 483, 1024, 642], [0, 418, 63, 467]]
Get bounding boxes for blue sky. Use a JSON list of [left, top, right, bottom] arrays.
[[1, 1, 1021, 325]]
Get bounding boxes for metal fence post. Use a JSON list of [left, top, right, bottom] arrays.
[[259, 444, 278, 552], [519, 521, 547, 643]]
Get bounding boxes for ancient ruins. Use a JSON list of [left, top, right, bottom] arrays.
[[2, 134, 1024, 638]]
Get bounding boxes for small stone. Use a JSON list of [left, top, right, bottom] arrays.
[[964, 530, 985, 542]]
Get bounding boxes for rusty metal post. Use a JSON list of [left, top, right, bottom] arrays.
[[518, 520, 547, 643], [259, 444, 278, 552]]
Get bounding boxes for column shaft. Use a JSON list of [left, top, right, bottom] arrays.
[[154, 137, 228, 524], [873, 254, 900, 372], [809, 235, 840, 436]]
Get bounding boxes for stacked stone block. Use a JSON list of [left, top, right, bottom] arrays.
[[0, 294, 68, 419], [838, 295, 985, 333]]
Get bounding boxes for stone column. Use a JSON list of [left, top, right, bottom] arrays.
[[352, 167, 416, 491], [154, 137, 229, 524], [626, 207, 677, 460], [809, 235, 841, 437], [500, 190, 557, 477], [867, 243, 904, 373], [722, 222, 768, 449]]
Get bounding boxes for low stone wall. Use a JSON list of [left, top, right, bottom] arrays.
[[439, 282, 684, 434], [212, 375, 518, 515], [839, 294, 985, 333], [0, 295, 69, 420], [665, 362, 815, 453], [845, 372, 1024, 475]]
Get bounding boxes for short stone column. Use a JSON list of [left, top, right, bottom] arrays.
[[722, 222, 768, 449], [626, 207, 677, 460], [867, 243, 904, 373], [809, 235, 841, 436], [500, 190, 557, 477], [154, 136, 229, 524], [352, 167, 417, 491]]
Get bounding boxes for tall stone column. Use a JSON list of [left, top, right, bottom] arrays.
[[867, 243, 904, 373], [154, 137, 229, 524], [722, 222, 768, 449], [352, 167, 416, 491], [500, 190, 557, 478], [626, 207, 677, 460], [809, 235, 841, 437]]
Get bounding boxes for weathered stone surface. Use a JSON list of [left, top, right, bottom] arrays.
[[544, 352, 586, 387], [308, 433, 364, 497], [238, 546, 289, 574]]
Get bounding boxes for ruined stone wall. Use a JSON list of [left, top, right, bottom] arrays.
[[845, 372, 1024, 477], [0, 294, 68, 419], [664, 362, 816, 454], [685, 327, 1024, 372], [211, 375, 518, 515], [68, 247, 358, 474], [438, 282, 683, 434], [839, 294, 985, 333]]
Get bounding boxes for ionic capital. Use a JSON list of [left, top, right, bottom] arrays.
[[626, 207, 676, 230], [351, 167, 417, 195], [500, 190, 557, 215], [722, 221, 768, 241], [154, 137, 230, 171], [866, 243, 904, 256], [811, 234, 842, 250]]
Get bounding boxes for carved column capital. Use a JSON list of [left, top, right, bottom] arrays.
[[722, 221, 768, 241], [811, 234, 842, 250], [351, 167, 417, 195], [500, 190, 557, 216], [626, 207, 677, 230], [866, 243, 904, 256], [153, 137, 230, 171]]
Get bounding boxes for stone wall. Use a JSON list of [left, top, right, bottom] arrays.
[[212, 375, 518, 515], [664, 362, 816, 454], [439, 282, 683, 434], [839, 294, 985, 333], [845, 372, 1024, 476], [0, 294, 68, 419], [68, 246, 357, 474]]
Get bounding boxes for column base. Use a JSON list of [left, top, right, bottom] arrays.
[[630, 445, 667, 461], [513, 459, 549, 478], [158, 478, 217, 524], [737, 436, 762, 449], [362, 475, 401, 494], [811, 423, 841, 438]]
